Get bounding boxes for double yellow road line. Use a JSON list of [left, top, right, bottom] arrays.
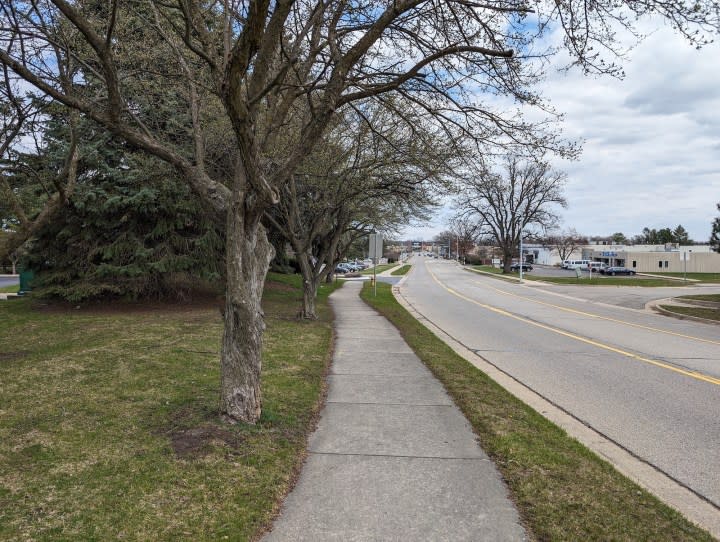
[[425, 266, 720, 387]]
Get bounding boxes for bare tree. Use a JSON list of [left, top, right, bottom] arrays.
[[266, 107, 455, 318], [542, 228, 587, 263], [457, 156, 567, 273], [0, 49, 80, 259], [2, 0, 717, 423], [448, 216, 482, 261]]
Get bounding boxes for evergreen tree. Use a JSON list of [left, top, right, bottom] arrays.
[[672, 224, 691, 245], [710, 204, 720, 253], [18, 116, 223, 302]]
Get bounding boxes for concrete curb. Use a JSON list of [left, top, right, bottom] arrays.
[[392, 283, 720, 539]]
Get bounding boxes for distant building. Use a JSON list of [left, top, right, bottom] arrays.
[[520, 244, 583, 266], [582, 244, 720, 273]]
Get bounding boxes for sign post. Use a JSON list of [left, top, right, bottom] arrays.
[[519, 230, 523, 282], [369, 233, 383, 296]]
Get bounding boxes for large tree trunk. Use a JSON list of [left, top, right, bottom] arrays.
[[297, 252, 319, 320], [302, 280, 318, 320], [502, 248, 513, 273], [220, 196, 274, 424]]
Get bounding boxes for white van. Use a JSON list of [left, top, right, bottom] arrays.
[[588, 261, 608, 272], [563, 259, 590, 270]]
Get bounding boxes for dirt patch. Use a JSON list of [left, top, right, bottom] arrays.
[[170, 424, 243, 459], [0, 351, 28, 364], [264, 281, 297, 293]]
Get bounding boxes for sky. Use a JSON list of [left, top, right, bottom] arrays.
[[399, 18, 720, 243]]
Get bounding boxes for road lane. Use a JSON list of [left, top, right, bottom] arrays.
[[400, 258, 720, 509]]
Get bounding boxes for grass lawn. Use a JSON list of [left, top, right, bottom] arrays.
[[0, 284, 19, 293], [390, 264, 411, 276], [470, 265, 503, 274], [652, 273, 720, 283], [0, 273, 339, 541], [361, 263, 398, 275], [659, 305, 720, 321], [360, 281, 712, 541]]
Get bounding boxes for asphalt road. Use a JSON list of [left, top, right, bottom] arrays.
[[400, 257, 720, 509]]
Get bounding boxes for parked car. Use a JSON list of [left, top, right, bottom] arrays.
[[600, 266, 636, 276], [510, 263, 533, 272], [334, 264, 349, 274]]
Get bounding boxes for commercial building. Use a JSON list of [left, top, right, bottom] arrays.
[[581, 244, 720, 273]]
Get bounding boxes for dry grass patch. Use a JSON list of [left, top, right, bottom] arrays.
[[0, 273, 339, 541]]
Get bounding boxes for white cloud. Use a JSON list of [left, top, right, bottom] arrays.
[[543, 22, 720, 242]]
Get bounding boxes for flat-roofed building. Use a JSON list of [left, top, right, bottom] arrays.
[[581, 244, 720, 273]]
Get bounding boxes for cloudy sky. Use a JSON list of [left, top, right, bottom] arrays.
[[400, 18, 720, 243]]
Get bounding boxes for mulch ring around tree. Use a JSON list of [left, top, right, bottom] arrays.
[[169, 424, 244, 460]]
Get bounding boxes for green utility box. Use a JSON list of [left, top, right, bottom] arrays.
[[18, 270, 34, 295]]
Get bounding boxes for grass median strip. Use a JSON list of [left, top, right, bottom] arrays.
[[659, 305, 720, 322], [653, 273, 720, 283], [360, 281, 712, 541], [677, 294, 720, 302], [361, 263, 398, 275], [390, 264, 411, 276], [522, 275, 684, 287], [0, 273, 339, 541]]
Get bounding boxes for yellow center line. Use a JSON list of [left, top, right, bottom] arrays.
[[477, 282, 720, 347], [425, 266, 720, 387]]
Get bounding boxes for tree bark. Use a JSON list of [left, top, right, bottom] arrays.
[[296, 251, 319, 320], [301, 279, 318, 320], [502, 248, 513, 273], [220, 194, 274, 423]]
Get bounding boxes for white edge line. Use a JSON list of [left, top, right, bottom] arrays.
[[392, 280, 720, 539]]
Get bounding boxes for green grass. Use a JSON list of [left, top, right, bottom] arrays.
[[652, 273, 720, 283], [0, 273, 340, 541], [0, 284, 19, 293], [676, 294, 720, 302], [659, 305, 720, 321], [390, 265, 411, 276], [471, 265, 503, 274], [361, 263, 398, 275], [360, 281, 713, 542]]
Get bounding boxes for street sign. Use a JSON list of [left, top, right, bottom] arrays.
[[369, 233, 383, 260]]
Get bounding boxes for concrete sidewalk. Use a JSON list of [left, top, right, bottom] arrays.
[[264, 282, 525, 541]]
